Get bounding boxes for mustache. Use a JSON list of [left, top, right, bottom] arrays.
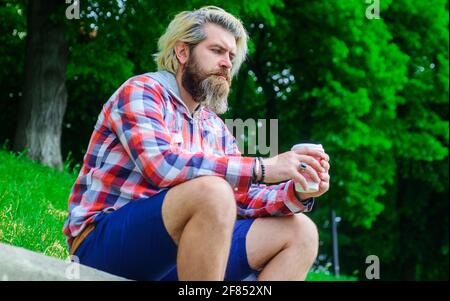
[[207, 70, 231, 82]]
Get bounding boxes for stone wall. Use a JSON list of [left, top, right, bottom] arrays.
[[0, 242, 127, 281]]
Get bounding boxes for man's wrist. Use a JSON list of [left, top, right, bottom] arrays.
[[285, 181, 316, 213], [294, 190, 309, 203], [252, 157, 259, 183], [294, 189, 315, 209], [252, 157, 264, 184], [258, 157, 265, 183]]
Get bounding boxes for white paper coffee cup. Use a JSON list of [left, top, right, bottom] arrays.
[[291, 143, 324, 193]]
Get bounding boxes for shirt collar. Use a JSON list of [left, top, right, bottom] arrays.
[[146, 70, 212, 120]]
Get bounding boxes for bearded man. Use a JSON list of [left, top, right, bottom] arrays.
[[64, 6, 331, 281]]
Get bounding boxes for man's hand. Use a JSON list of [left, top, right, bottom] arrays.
[[262, 148, 329, 188], [296, 158, 330, 200]]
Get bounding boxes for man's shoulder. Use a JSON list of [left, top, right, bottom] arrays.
[[124, 73, 167, 93], [100, 74, 168, 113], [107, 73, 171, 107]]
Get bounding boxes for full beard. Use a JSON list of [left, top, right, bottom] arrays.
[[182, 55, 231, 115]]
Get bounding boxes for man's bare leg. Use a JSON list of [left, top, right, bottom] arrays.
[[246, 214, 319, 280], [162, 176, 236, 280]]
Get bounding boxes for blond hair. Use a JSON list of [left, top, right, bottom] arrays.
[[154, 6, 248, 77]]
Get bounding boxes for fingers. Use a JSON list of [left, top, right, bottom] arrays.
[[299, 162, 321, 183], [297, 155, 324, 174], [320, 160, 330, 172], [292, 171, 309, 191], [319, 180, 329, 192], [293, 148, 329, 161], [319, 172, 330, 182]]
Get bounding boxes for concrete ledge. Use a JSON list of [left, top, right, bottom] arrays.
[[0, 242, 128, 281]]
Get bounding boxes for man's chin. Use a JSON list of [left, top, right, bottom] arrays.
[[198, 76, 231, 114], [205, 98, 228, 115], [202, 92, 229, 115]]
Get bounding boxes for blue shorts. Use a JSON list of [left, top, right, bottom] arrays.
[[74, 189, 259, 281]]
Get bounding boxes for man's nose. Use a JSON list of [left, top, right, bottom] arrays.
[[219, 55, 232, 70]]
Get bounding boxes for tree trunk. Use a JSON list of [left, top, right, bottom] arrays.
[[13, 0, 68, 170]]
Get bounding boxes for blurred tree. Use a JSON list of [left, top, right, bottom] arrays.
[[333, 0, 448, 280], [225, 0, 448, 279], [362, 0, 449, 280], [13, 0, 68, 169]]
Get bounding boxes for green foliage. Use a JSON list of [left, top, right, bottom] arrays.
[[0, 0, 26, 144], [225, 0, 448, 279]]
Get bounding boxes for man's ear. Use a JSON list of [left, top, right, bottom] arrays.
[[174, 42, 190, 66]]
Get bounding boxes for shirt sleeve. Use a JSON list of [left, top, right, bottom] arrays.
[[106, 78, 254, 192], [235, 181, 315, 217], [221, 121, 315, 217]]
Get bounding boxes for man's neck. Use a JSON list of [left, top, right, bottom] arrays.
[[175, 70, 200, 114]]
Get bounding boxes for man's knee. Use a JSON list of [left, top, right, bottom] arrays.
[[190, 176, 236, 224], [288, 214, 319, 259], [162, 176, 236, 245]]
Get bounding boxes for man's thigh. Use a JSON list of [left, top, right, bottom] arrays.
[[161, 176, 233, 245], [74, 189, 178, 280]]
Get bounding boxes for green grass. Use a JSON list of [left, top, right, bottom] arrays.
[[305, 271, 357, 281], [0, 150, 76, 259], [0, 149, 356, 281]]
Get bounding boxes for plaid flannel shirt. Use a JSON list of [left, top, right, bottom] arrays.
[[63, 71, 314, 247]]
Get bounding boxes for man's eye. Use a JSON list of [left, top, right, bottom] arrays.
[[212, 49, 220, 54]]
